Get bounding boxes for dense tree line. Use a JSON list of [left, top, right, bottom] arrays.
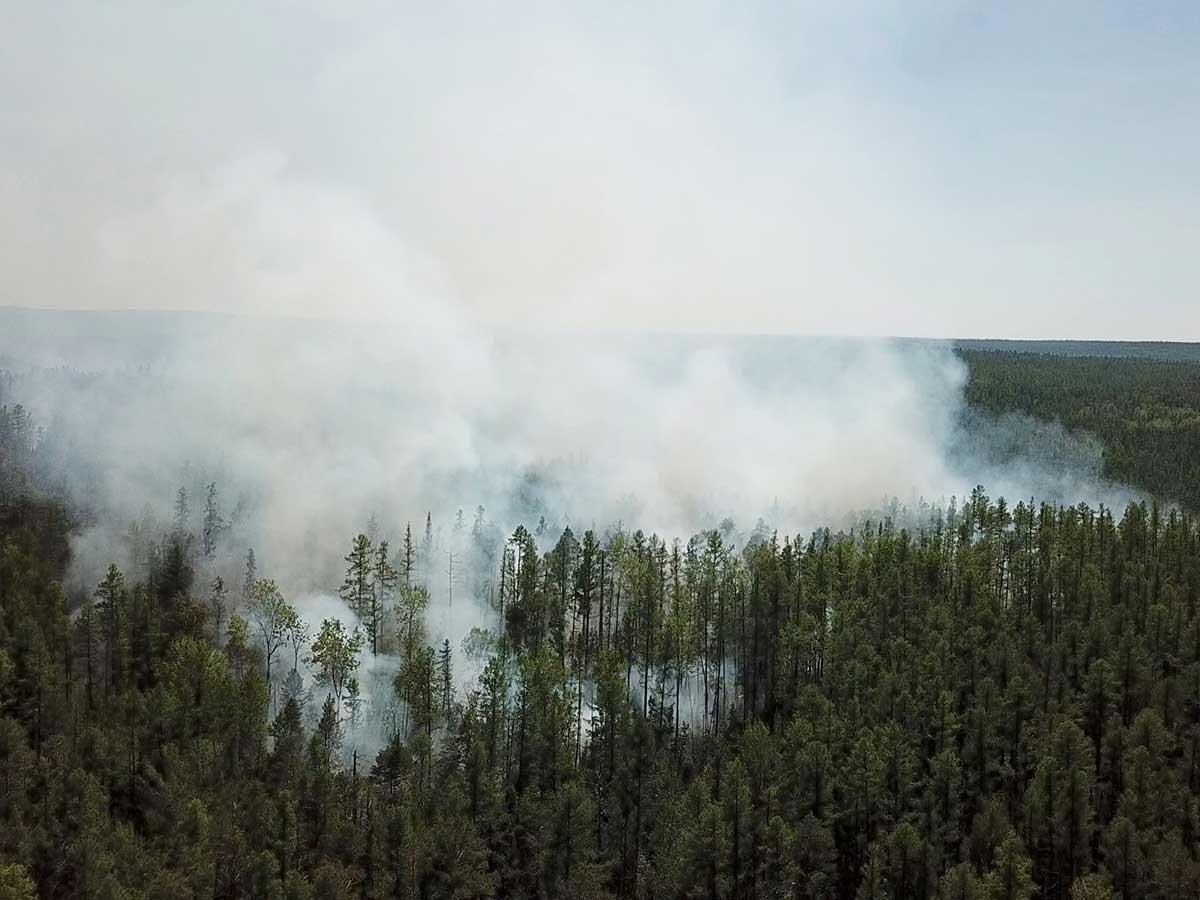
[[3, 469, 1200, 897], [952, 340, 1200, 364], [961, 350, 1200, 511]]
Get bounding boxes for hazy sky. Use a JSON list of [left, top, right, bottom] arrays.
[[3, 1, 1197, 339]]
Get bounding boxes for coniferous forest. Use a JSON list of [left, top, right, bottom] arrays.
[[2, 348, 1200, 900], [961, 349, 1200, 511], [5, 1, 1199, 896]]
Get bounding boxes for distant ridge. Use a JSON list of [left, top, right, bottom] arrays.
[[950, 338, 1200, 363]]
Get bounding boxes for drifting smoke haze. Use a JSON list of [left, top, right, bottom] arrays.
[[0, 303, 1142, 753], [0, 1, 1165, 746], [1, 308, 1137, 594], [3, 4, 1198, 337], [0, 1, 1180, 571], [0, 305, 1142, 748]]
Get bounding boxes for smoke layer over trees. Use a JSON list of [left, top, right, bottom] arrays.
[[1, 309, 1135, 602]]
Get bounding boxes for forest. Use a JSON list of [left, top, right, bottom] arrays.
[[2, 347, 1200, 900], [960, 349, 1200, 511], [5, 0, 1199, 894]]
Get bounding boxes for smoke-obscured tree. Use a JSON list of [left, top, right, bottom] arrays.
[[201, 481, 224, 559], [344, 676, 363, 731], [74, 599, 98, 708], [394, 583, 429, 662], [285, 614, 310, 673], [242, 547, 257, 597], [420, 512, 434, 585], [156, 535, 195, 624], [399, 523, 415, 588], [307, 618, 362, 716], [208, 575, 227, 643], [280, 667, 308, 714], [446, 546, 458, 609], [94, 563, 126, 695], [504, 525, 541, 648], [172, 485, 190, 536], [369, 540, 397, 656], [223, 612, 253, 679], [399, 645, 436, 739], [245, 578, 295, 684], [6, 389, 1200, 900]]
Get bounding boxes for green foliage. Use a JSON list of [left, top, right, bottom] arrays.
[[306, 619, 361, 713], [962, 349, 1200, 510], [5, 373, 1200, 898], [246, 577, 297, 683], [0, 862, 36, 900]]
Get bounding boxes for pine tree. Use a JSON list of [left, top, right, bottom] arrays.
[[421, 512, 435, 585], [437, 639, 454, 717], [344, 677, 364, 731], [401, 523, 415, 588], [368, 540, 397, 655], [314, 693, 342, 769], [94, 563, 126, 695], [942, 863, 985, 900], [340, 533, 376, 623], [984, 832, 1036, 900], [208, 575, 227, 642]]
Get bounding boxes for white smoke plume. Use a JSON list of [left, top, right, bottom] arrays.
[[0, 163, 1139, 747], [0, 148, 1139, 608], [0, 2, 1167, 753]]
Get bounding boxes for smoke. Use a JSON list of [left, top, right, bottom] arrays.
[[3, 303, 1136, 596], [0, 153, 1139, 644], [6, 5, 1198, 340], [0, 2, 1167, 756], [0, 207, 1140, 744]]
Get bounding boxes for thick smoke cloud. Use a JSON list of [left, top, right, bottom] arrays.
[[0, 136, 1139, 601], [2, 301, 1142, 750], [0, 2, 1164, 755], [3, 303, 1136, 600], [1, 160, 1144, 739]]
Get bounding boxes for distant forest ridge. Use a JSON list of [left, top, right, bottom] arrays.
[[948, 338, 1200, 363], [958, 348, 1200, 512]]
